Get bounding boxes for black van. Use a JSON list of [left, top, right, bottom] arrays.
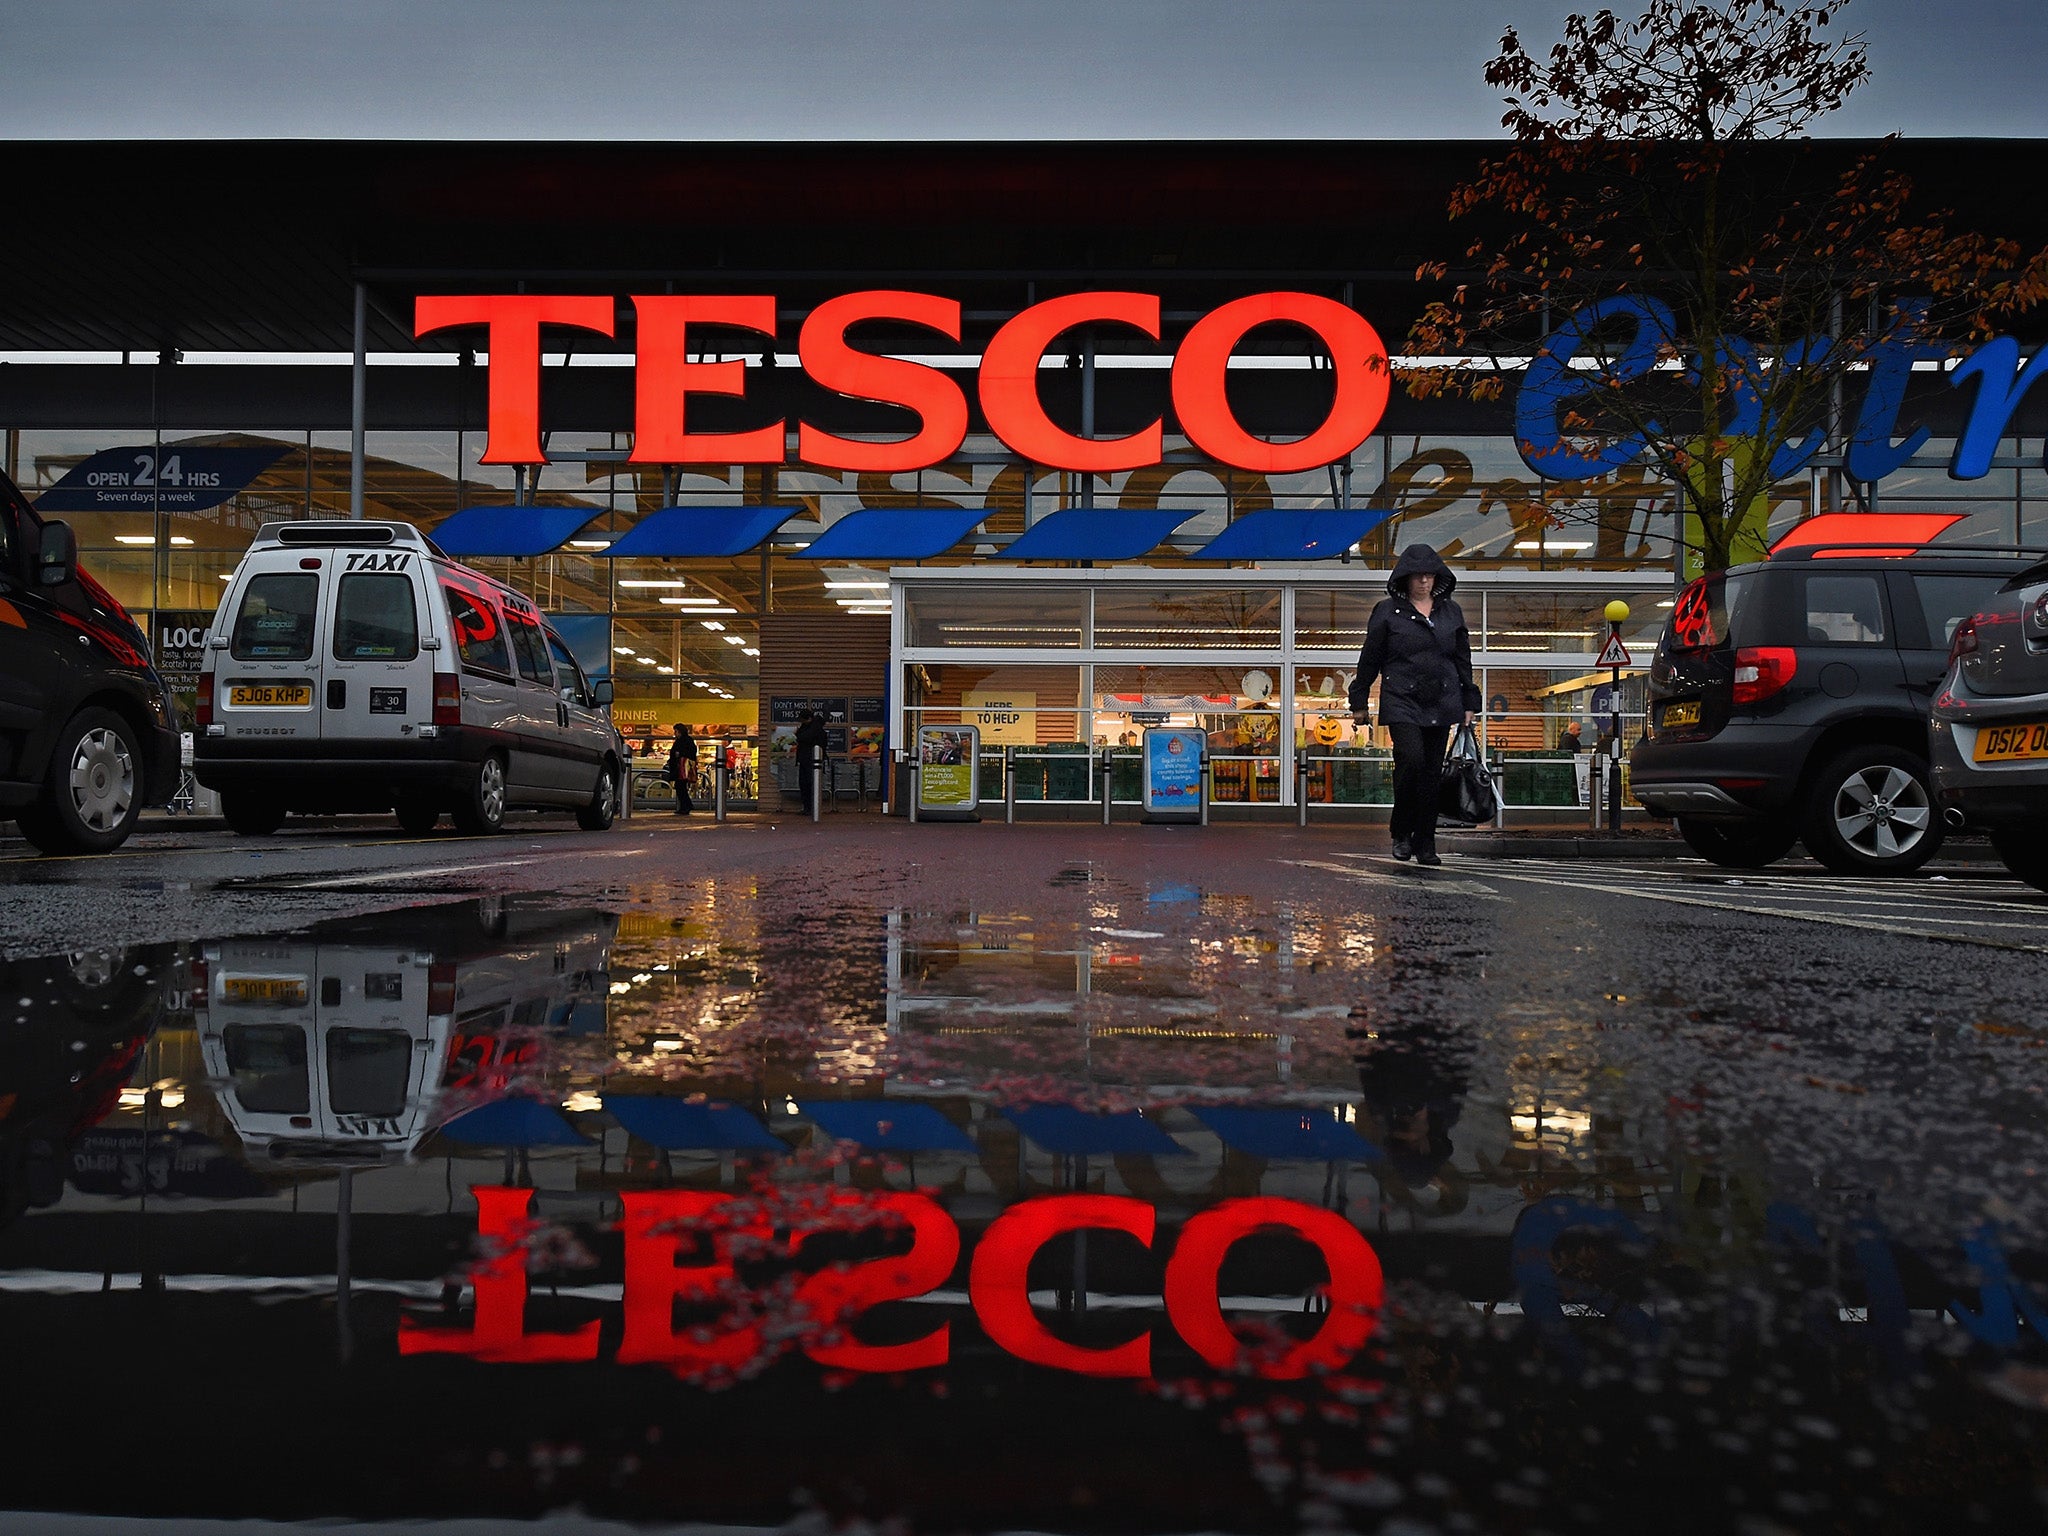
[[1630, 547, 2036, 875], [0, 471, 181, 854]]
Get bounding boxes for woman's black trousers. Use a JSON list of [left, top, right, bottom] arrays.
[[1386, 723, 1450, 847]]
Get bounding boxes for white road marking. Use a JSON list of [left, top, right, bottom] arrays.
[[266, 848, 646, 888], [1470, 864, 2048, 953]]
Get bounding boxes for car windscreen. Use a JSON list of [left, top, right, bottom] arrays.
[[229, 572, 319, 660], [325, 1027, 413, 1118], [223, 1024, 311, 1114], [1664, 571, 1756, 651], [332, 573, 420, 661]]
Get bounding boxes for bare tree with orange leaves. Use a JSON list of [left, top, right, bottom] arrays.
[[1404, 0, 2048, 573]]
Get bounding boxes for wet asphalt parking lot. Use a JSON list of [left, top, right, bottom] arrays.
[[2, 812, 2046, 1532]]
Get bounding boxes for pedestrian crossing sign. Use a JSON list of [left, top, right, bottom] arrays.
[[1596, 631, 1633, 669]]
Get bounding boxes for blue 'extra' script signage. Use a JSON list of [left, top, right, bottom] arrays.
[[1515, 296, 2042, 484]]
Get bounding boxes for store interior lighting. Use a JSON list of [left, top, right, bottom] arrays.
[[569, 539, 610, 550], [700, 620, 725, 630], [1514, 540, 1594, 551], [660, 600, 736, 612]]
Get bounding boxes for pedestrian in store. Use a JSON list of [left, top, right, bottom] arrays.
[[666, 724, 698, 816], [1348, 544, 1479, 866], [1562, 721, 1586, 753]]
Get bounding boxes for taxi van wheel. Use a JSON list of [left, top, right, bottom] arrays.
[[575, 764, 618, 832], [18, 707, 144, 855], [1990, 827, 2048, 893], [222, 793, 286, 837], [452, 753, 508, 836], [1676, 815, 1799, 869], [394, 798, 441, 836], [1801, 746, 1943, 876]]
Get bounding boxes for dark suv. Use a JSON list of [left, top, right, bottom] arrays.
[[1630, 547, 2037, 875], [0, 471, 181, 854]]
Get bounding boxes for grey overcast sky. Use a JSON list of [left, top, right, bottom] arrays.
[[0, 0, 2041, 141]]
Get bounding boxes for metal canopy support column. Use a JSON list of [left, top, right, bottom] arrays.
[[349, 282, 367, 520]]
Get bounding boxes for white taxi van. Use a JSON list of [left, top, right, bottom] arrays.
[[195, 521, 622, 835]]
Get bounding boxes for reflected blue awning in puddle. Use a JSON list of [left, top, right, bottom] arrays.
[[798, 1100, 976, 1152], [1005, 1103, 1185, 1157], [606, 1096, 783, 1152], [438, 1097, 589, 1148], [1189, 1105, 1383, 1163]]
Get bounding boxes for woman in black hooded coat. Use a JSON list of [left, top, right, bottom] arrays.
[[1347, 544, 1480, 864]]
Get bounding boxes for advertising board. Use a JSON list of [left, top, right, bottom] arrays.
[[1142, 727, 1206, 822], [916, 723, 980, 820]]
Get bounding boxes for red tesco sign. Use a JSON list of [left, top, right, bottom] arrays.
[[415, 291, 1391, 476], [400, 1188, 1384, 1381]]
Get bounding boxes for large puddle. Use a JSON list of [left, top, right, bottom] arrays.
[[2, 878, 2045, 1531]]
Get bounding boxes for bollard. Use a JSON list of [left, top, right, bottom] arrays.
[[1296, 752, 1310, 827], [713, 738, 728, 822], [1608, 736, 1625, 833], [1199, 754, 1211, 827], [1099, 750, 1113, 826], [1588, 753, 1604, 832], [809, 744, 823, 823], [1492, 754, 1507, 831], [1004, 746, 1016, 825], [908, 751, 920, 823]]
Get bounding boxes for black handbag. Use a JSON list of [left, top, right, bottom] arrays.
[[1437, 724, 1498, 826]]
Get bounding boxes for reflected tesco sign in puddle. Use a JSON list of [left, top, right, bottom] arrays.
[[415, 291, 1391, 475], [401, 1189, 1384, 1382]]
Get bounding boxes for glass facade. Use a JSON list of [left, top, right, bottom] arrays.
[[897, 571, 1663, 812], [10, 396, 2043, 768]]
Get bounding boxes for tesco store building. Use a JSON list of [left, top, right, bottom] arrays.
[[4, 139, 2042, 814]]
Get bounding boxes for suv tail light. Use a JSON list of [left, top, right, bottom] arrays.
[[1731, 646, 1797, 705], [194, 665, 214, 728], [432, 672, 461, 726], [1948, 616, 1980, 666]]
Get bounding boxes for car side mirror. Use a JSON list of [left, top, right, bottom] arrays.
[[591, 678, 614, 706], [37, 520, 77, 587]]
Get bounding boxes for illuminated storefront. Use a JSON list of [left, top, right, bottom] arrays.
[[3, 139, 2045, 797]]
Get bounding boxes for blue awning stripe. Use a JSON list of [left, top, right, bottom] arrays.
[[1191, 508, 1392, 561], [795, 507, 988, 561], [604, 505, 805, 558], [431, 504, 606, 558], [1001, 508, 1203, 561]]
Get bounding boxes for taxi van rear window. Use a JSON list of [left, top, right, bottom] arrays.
[[333, 573, 419, 661], [230, 573, 319, 661]]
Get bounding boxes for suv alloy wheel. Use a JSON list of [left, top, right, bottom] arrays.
[[1802, 745, 1943, 876]]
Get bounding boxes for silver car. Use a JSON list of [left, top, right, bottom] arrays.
[[1929, 562, 2048, 890]]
